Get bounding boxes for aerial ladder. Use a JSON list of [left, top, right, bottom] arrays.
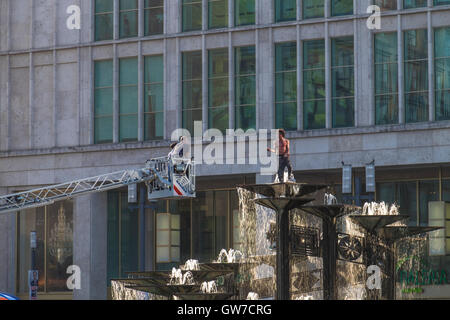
[[0, 156, 196, 215]]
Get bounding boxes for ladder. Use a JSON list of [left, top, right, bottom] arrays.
[[0, 157, 196, 215]]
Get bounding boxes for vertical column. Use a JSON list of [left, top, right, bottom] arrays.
[[325, 25, 331, 129], [139, 0, 144, 37], [73, 193, 108, 300], [228, 0, 234, 28], [228, 32, 235, 129], [297, 0, 302, 21], [398, 15, 404, 124], [114, 0, 119, 40], [202, 0, 208, 30], [138, 42, 144, 141], [0, 196, 16, 295], [29, 0, 34, 149], [202, 35, 208, 132], [53, 0, 58, 147], [297, 25, 303, 131], [255, 29, 260, 129], [428, 9, 435, 122], [353, 19, 359, 127], [113, 45, 119, 143]]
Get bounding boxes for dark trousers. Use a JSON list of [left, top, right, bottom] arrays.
[[278, 155, 292, 181]]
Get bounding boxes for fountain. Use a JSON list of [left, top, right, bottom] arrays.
[[111, 182, 441, 301]]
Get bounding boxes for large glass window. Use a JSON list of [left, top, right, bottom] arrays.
[[434, 0, 450, 5], [156, 213, 181, 266], [18, 201, 73, 294], [331, 0, 353, 16], [235, 0, 255, 26], [182, 51, 203, 134], [107, 191, 139, 283], [275, 0, 296, 22], [435, 27, 450, 121], [235, 46, 256, 130], [95, 0, 114, 41], [209, 49, 229, 132], [144, 0, 164, 36], [374, 33, 398, 125], [332, 37, 354, 128], [404, 0, 427, 8], [209, 0, 228, 29], [144, 55, 164, 140], [94, 60, 113, 144], [119, 0, 138, 38], [419, 180, 439, 227], [373, 0, 397, 10], [377, 182, 417, 226], [303, 39, 325, 130], [275, 42, 297, 131], [119, 58, 138, 142], [404, 29, 428, 123], [303, 0, 324, 19], [183, 0, 203, 32]]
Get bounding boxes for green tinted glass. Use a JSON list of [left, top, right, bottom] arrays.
[[275, 0, 296, 22], [331, 0, 353, 16], [209, 0, 228, 29], [235, 0, 255, 26], [303, 0, 324, 19], [404, 0, 427, 8], [183, 0, 203, 31]]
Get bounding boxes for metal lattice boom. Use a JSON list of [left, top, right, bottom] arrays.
[[0, 167, 158, 214]]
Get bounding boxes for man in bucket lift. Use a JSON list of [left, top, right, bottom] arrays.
[[267, 129, 295, 183], [167, 136, 191, 182]]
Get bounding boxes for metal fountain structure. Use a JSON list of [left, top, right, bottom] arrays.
[[239, 182, 442, 300]]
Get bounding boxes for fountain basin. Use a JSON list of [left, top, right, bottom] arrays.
[[349, 215, 410, 233], [239, 183, 326, 198]]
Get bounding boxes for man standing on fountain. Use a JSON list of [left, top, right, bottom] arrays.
[[267, 129, 295, 183]]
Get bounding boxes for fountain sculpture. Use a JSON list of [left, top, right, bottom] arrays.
[[111, 181, 441, 300]]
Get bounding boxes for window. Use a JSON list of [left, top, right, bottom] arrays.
[[434, 0, 450, 5], [182, 51, 203, 134], [275, 0, 296, 22], [144, 55, 164, 140], [404, 29, 428, 123], [419, 180, 439, 227], [119, 57, 138, 142], [156, 213, 181, 265], [235, 46, 256, 130], [183, 0, 203, 32], [119, 0, 138, 38], [95, 0, 114, 41], [144, 0, 164, 36], [332, 37, 354, 128], [374, 33, 398, 125], [107, 191, 139, 283], [331, 0, 353, 16], [377, 182, 417, 226], [373, 0, 397, 10], [303, 0, 324, 19], [404, 0, 427, 8], [303, 39, 325, 130], [17, 201, 73, 294], [235, 0, 255, 26], [275, 42, 297, 131], [209, 49, 229, 132], [94, 60, 113, 144], [209, 0, 228, 29], [435, 27, 450, 121]]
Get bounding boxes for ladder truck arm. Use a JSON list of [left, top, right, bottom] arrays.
[[0, 157, 196, 215]]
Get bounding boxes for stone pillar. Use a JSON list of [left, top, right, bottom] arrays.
[[73, 192, 108, 300], [0, 187, 16, 295]]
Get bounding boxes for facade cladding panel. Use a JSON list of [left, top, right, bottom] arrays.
[[0, 0, 450, 300]]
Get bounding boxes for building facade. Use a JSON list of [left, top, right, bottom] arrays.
[[0, 0, 450, 299]]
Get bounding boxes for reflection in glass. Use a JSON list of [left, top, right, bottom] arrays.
[[331, 0, 353, 16], [119, 58, 139, 141], [235, 46, 256, 130], [209, 0, 228, 29], [119, 0, 138, 38], [435, 27, 450, 121], [275, 42, 297, 130], [144, 0, 164, 36], [303, 0, 324, 19], [209, 49, 229, 132], [332, 37, 354, 128], [373, 0, 397, 10], [275, 0, 296, 22], [235, 0, 255, 26], [183, 51, 203, 134], [94, 60, 114, 143], [375, 33, 398, 125], [183, 0, 203, 31], [303, 40, 325, 129], [144, 55, 164, 140]]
